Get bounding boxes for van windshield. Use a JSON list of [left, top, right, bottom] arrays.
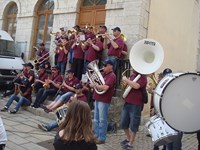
[[0, 40, 20, 57]]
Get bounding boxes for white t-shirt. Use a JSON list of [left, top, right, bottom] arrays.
[[0, 117, 7, 144]]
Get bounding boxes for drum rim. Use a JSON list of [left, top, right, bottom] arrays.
[[158, 72, 200, 133]]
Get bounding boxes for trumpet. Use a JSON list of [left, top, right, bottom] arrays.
[[96, 33, 113, 37]]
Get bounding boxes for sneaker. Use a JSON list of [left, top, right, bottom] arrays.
[[122, 143, 133, 150], [9, 109, 17, 114], [38, 124, 48, 132], [120, 139, 129, 146], [40, 104, 51, 113], [1, 106, 8, 112], [31, 104, 39, 109]]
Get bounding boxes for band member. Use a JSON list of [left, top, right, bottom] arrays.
[[85, 26, 96, 40], [42, 68, 79, 112], [24, 62, 35, 84], [120, 70, 147, 150], [71, 31, 85, 80], [35, 43, 49, 70], [32, 64, 48, 93], [1, 78, 32, 114], [99, 25, 107, 34], [84, 36, 104, 71], [92, 59, 116, 144], [55, 37, 69, 78], [31, 65, 62, 108], [103, 27, 125, 71]]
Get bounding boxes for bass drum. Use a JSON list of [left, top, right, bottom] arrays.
[[154, 73, 200, 133]]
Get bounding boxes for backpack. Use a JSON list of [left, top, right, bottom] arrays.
[[141, 88, 148, 104]]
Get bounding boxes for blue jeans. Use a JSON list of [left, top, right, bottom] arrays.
[[68, 49, 74, 64], [166, 132, 183, 150], [120, 103, 142, 133], [5, 95, 31, 112], [34, 88, 57, 107], [57, 61, 67, 75], [46, 120, 58, 131], [53, 92, 74, 103], [94, 100, 110, 142]]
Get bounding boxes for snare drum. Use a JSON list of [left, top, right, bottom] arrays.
[[146, 115, 179, 146], [154, 73, 200, 133]]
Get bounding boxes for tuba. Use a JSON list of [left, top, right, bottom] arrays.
[[86, 60, 106, 95], [122, 39, 164, 98]]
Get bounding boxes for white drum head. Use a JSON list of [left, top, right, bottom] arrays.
[[158, 73, 200, 133]]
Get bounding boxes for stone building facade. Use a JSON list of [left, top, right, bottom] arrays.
[[0, 0, 150, 64]]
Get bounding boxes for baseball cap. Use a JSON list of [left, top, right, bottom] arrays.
[[162, 68, 172, 76], [66, 68, 75, 73], [103, 59, 114, 66], [27, 62, 34, 69], [52, 65, 60, 70], [112, 27, 121, 32], [75, 83, 83, 89], [39, 64, 45, 68]]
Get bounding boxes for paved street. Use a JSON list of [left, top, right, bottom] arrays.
[[0, 97, 199, 150]]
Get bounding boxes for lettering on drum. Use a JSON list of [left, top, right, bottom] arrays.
[[160, 79, 169, 88], [144, 40, 156, 46]]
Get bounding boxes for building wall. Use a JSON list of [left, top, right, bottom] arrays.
[[0, 0, 150, 62], [148, 0, 200, 72]]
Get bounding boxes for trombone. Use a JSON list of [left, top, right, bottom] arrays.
[[34, 52, 50, 65]]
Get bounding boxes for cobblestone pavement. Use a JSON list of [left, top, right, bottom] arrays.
[[0, 98, 198, 150]]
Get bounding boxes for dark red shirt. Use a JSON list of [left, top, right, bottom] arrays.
[[20, 86, 32, 103], [77, 94, 87, 102], [86, 42, 103, 62], [93, 71, 116, 103], [125, 73, 147, 105], [107, 37, 124, 58], [85, 32, 95, 40], [38, 71, 48, 82], [37, 49, 49, 63], [57, 45, 68, 63], [50, 74, 63, 90], [73, 45, 84, 59], [62, 77, 79, 93], [119, 43, 128, 59]]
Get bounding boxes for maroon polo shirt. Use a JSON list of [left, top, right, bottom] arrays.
[[107, 37, 124, 58], [49, 74, 63, 90], [62, 77, 80, 93], [77, 94, 87, 102], [93, 71, 116, 103], [73, 45, 84, 59], [119, 43, 128, 59], [124, 73, 147, 105], [57, 45, 68, 63], [37, 49, 49, 63], [85, 32, 95, 40], [38, 71, 48, 82], [20, 86, 32, 103], [86, 42, 103, 62]]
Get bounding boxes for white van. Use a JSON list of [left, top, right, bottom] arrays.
[[0, 30, 25, 86]]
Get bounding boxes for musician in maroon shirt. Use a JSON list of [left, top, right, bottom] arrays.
[[71, 31, 85, 80], [36, 43, 49, 69], [33, 64, 48, 93], [92, 59, 116, 143], [120, 71, 147, 149], [32, 65, 62, 108], [84, 36, 104, 71], [56, 37, 69, 78], [103, 27, 124, 71]]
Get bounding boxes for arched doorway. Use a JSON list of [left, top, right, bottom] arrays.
[[31, 0, 54, 59], [78, 0, 107, 29]]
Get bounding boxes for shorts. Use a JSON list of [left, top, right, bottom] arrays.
[[120, 103, 142, 133]]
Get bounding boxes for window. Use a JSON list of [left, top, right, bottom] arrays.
[[33, 0, 54, 56], [5, 3, 18, 40], [83, 0, 107, 6]]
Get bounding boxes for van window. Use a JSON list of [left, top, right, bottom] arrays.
[[0, 40, 20, 57]]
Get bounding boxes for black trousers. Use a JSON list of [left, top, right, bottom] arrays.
[[72, 58, 84, 80]]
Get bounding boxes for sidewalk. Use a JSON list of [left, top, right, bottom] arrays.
[[0, 97, 198, 150]]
